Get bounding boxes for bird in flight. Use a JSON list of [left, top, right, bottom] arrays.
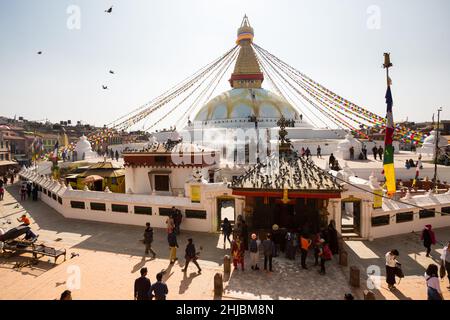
[[102, 85, 108, 90], [109, 70, 115, 74], [37, 51, 42, 55], [105, 6, 113, 13]]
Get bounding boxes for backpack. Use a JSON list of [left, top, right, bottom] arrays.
[[322, 245, 332, 260]]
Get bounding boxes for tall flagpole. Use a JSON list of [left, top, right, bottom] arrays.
[[382, 53, 396, 195]]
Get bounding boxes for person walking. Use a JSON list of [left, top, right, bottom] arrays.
[[421, 224, 436, 257], [313, 232, 322, 266], [317, 145, 322, 158], [20, 184, 27, 201], [441, 241, 450, 289], [150, 272, 169, 300], [385, 249, 399, 290], [425, 264, 444, 300], [318, 239, 333, 275], [305, 147, 310, 158], [143, 222, 156, 258], [362, 144, 367, 160], [168, 231, 178, 264], [0, 184, 4, 201], [378, 145, 384, 160], [134, 267, 151, 300], [328, 153, 336, 167], [249, 233, 260, 270], [221, 218, 232, 249], [327, 220, 339, 255], [115, 150, 119, 162], [300, 234, 312, 269], [231, 236, 245, 271], [262, 233, 275, 272], [349, 146, 354, 160], [372, 145, 378, 160], [26, 182, 32, 199], [182, 238, 201, 273]]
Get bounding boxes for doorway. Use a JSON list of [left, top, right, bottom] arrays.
[[341, 198, 361, 236], [217, 197, 235, 231]]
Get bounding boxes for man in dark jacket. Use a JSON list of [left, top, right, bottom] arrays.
[[262, 233, 275, 272], [144, 222, 156, 258], [134, 267, 151, 300], [183, 238, 201, 273], [372, 145, 378, 160], [378, 145, 383, 160], [150, 272, 168, 300], [328, 153, 336, 167]]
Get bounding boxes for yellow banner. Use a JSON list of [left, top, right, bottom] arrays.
[[190, 185, 201, 203], [373, 189, 383, 208], [383, 163, 397, 195]]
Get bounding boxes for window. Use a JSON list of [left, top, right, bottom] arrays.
[[70, 201, 85, 209], [185, 209, 207, 219], [112, 204, 128, 213], [52, 193, 57, 200], [58, 197, 63, 205], [134, 206, 152, 215], [90, 202, 106, 211], [48, 191, 52, 198], [441, 206, 450, 215], [5, 154, 8, 160], [396, 211, 414, 223], [419, 208, 435, 219], [371, 215, 390, 227], [43, 189, 47, 195], [0, 154, 3, 161], [154, 175, 170, 191], [159, 207, 173, 216]]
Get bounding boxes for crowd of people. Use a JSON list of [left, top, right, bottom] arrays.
[[221, 217, 340, 275]]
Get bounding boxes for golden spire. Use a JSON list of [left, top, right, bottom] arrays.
[[229, 15, 264, 89]]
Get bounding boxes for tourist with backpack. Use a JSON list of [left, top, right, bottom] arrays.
[[318, 239, 332, 275], [421, 224, 436, 257]]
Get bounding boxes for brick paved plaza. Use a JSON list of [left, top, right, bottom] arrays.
[[1, 183, 449, 300]]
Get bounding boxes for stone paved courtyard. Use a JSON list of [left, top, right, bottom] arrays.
[[1, 182, 450, 300]]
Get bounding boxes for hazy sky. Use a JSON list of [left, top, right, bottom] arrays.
[[0, 0, 449, 130]]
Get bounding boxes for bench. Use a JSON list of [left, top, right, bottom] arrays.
[[33, 245, 67, 264]]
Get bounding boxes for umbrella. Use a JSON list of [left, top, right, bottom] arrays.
[[83, 175, 104, 184]]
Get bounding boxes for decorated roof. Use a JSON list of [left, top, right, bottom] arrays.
[[231, 152, 342, 192]]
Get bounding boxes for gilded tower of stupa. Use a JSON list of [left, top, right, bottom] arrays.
[[229, 15, 264, 89]]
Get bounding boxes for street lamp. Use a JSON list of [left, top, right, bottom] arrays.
[[433, 107, 443, 189]]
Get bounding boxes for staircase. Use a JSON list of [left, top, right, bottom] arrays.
[[341, 225, 362, 240]]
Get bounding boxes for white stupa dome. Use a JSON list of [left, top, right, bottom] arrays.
[[74, 135, 97, 160], [420, 130, 448, 155], [193, 88, 302, 128]]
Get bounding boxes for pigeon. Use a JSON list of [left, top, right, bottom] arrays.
[[70, 252, 79, 259], [102, 85, 108, 90], [105, 6, 113, 13], [109, 70, 115, 74], [37, 51, 42, 55]]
